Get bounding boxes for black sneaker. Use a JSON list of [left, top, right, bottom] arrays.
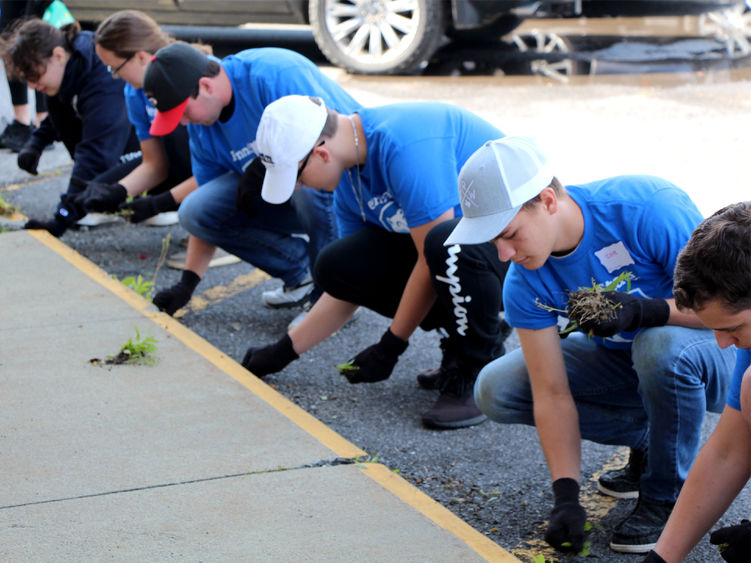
[[610, 497, 674, 553], [0, 120, 32, 153], [417, 335, 457, 390], [418, 318, 511, 390], [598, 448, 646, 499], [421, 367, 486, 429]]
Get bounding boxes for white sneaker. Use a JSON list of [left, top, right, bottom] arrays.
[[143, 211, 179, 226], [262, 274, 314, 309], [166, 248, 241, 270], [77, 212, 119, 227]]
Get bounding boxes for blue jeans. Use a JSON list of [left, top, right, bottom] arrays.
[[178, 172, 338, 287], [474, 326, 734, 503]]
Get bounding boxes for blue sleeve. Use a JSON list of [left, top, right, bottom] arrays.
[[727, 349, 751, 411], [125, 87, 153, 142], [502, 266, 561, 330]]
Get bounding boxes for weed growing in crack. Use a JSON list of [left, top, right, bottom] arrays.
[[106, 326, 158, 366]]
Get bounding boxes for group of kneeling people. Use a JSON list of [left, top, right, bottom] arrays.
[[4, 8, 750, 561]]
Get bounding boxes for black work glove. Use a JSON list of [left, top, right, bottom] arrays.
[[544, 478, 587, 553], [574, 292, 670, 337], [119, 190, 178, 223], [153, 270, 200, 316], [710, 519, 751, 563], [642, 550, 667, 563], [236, 156, 265, 218], [338, 328, 408, 383], [73, 181, 127, 213], [18, 144, 41, 175], [242, 333, 299, 377]]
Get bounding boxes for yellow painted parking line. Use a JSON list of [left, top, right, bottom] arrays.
[[28, 229, 520, 562], [0, 170, 68, 192], [362, 463, 519, 561], [175, 269, 271, 318]]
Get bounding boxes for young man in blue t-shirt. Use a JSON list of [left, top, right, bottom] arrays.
[[140, 42, 360, 314], [445, 136, 735, 553], [643, 201, 751, 563], [241, 95, 511, 429]]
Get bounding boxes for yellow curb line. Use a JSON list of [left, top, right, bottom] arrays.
[[362, 463, 519, 561], [27, 229, 518, 562]]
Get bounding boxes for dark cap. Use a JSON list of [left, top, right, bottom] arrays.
[[143, 42, 209, 136]]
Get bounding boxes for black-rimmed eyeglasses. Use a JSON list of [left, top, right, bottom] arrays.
[[297, 140, 325, 180], [107, 53, 134, 78]]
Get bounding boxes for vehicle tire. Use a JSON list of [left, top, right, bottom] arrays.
[[309, 0, 447, 75]]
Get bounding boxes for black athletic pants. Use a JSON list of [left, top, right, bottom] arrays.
[[314, 218, 509, 370]]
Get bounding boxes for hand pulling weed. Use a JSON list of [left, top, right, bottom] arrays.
[[536, 271, 634, 336]]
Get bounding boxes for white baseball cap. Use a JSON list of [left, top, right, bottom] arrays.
[[445, 136, 553, 246], [252, 95, 328, 204]]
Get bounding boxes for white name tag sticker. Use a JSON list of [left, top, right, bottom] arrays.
[[595, 241, 635, 273]]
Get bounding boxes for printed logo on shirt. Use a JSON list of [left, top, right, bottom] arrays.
[[257, 152, 274, 166], [230, 142, 255, 163], [377, 202, 408, 232], [595, 241, 635, 273]]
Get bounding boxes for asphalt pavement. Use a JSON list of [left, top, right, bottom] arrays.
[[2, 43, 751, 562]]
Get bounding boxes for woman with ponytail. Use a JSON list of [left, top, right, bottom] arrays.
[[69, 9, 197, 228]]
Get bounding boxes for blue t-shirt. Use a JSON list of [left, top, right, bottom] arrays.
[[124, 84, 157, 141], [502, 175, 703, 350], [188, 48, 360, 186], [335, 102, 504, 237], [727, 348, 751, 411]]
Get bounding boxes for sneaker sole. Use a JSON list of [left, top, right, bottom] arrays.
[[262, 297, 311, 310], [421, 414, 487, 429], [609, 540, 656, 554], [143, 212, 180, 227], [597, 482, 639, 499]]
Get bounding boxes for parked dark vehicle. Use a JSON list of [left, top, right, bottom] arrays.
[[64, 1, 747, 74]]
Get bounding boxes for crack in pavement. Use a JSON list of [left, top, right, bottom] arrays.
[[0, 456, 358, 511]]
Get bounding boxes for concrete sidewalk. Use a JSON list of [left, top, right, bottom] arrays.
[[0, 230, 517, 562]]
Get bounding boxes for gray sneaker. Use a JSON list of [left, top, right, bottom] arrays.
[[262, 274, 314, 309], [610, 497, 674, 553]]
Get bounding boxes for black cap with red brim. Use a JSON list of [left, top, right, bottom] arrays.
[[143, 42, 209, 136]]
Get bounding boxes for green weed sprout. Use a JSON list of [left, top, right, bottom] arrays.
[[114, 234, 172, 302], [108, 326, 158, 366], [0, 195, 18, 217], [536, 271, 634, 336], [120, 274, 154, 299], [337, 360, 358, 376]]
